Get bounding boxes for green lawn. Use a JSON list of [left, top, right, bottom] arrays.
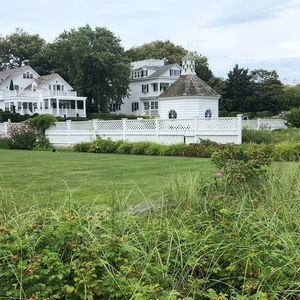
[[0, 149, 213, 208]]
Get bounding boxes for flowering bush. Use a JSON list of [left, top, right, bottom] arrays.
[[211, 144, 271, 186], [8, 123, 37, 150]]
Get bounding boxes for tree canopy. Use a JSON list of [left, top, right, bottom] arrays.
[[0, 28, 45, 70], [38, 25, 131, 112]]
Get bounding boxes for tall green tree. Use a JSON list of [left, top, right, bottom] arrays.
[[44, 25, 131, 112], [250, 69, 284, 114], [281, 85, 300, 110], [223, 65, 254, 112], [0, 28, 45, 70]]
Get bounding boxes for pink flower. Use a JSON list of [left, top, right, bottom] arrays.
[[214, 170, 222, 178]]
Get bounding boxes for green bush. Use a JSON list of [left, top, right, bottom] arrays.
[[273, 141, 300, 161], [161, 143, 188, 156], [73, 142, 92, 152], [0, 137, 11, 149], [272, 128, 300, 143], [33, 135, 52, 150], [242, 128, 273, 144], [284, 107, 300, 128], [8, 123, 37, 150], [144, 143, 165, 155], [211, 144, 271, 186], [239, 142, 274, 158], [256, 111, 274, 118], [27, 114, 57, 135], [130, 141, 152, 155], [0, 111, 33, 122], [89, 138, 118, 153], [116, 141, 134, 154]]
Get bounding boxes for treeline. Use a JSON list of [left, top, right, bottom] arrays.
[[1, 27, 299, 115]]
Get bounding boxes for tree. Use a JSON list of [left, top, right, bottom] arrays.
[[9, 79, 14, 90], [250, 69, 284, 114], [223, 65, 254, 112], [44, 25, 131, 112], [284, 107, 300, 127], [126, 40, 187, 64], [282, 85, 300, 110], [0, 28, 45, 70]]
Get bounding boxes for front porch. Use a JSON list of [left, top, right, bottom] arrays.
[[4, 97, 86, 117]]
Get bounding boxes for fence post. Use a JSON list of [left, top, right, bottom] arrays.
[[66, 120, 71, 146], [93, 119, 97, 141], [257, 118, 261, 130], [4, 122, 8, 136], [237, 114, 243, 144], [122, 118, 127, 141], [155, 118, 159, 143], [194, 117, 198, 143]]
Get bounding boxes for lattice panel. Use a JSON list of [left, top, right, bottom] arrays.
[[51, 122, 68, 131], [70, 121, 94, 131], [0, 123, 5, 134], [242, 120, 258, 129], [126, 120, 156, 131], [259, 119, 286, 129], [158, 119, 194, 131], [197, 118, 238, 131], [96, 120, 123, 131]]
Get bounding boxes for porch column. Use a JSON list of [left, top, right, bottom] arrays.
[[56, 99, 59, 116], [83, 99, 86, 117], [75, 100, 78, 115]]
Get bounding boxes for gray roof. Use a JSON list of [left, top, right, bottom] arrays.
[[147, 64, 179, 79], [35, 74, 57, 86], [0, 66, 28, 85], [159, 75, 220, 98]]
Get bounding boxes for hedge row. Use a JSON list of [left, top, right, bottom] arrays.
[[72, 138, 300, 162]]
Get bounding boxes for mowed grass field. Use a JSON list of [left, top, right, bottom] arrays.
[[0, 149, 213, 208]]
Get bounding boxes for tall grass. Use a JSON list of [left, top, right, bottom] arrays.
[[0, 164, 300, 299]]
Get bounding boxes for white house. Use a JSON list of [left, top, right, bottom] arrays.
[[159, 53, 220, 119], [0, 66, 86, 117], [112, 59, 181, 116]]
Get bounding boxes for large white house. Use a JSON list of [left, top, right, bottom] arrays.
[[0, 66, 86, 117], [113, 54, 220, 119], [111, 59, 181, 116]]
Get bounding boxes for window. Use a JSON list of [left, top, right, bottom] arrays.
[[110, 103, 121, 112], [142, 84, 149, 93], [153, 83, 158, 92], [40, 103, 42, 109], [168, 109, 177, 119], [205, 109, 212, 119], [33, 103, 37, 110], [23, 73, 26, 78], [18, 102, 22, 110], [44, 100, 49, 109], [26, 72, 30, 78], [30, 74, 33, 79], [132, 102, 139, 112], [144, 102, 150, 111], [151, 101, 158, 110]]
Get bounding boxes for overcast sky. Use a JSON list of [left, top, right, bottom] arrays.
[[1, 0, 300, 82]]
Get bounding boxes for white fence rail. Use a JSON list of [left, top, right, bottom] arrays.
[[44, 117, 242, 146], [242, 118, 286, 130], [0, 117, 243, 145]]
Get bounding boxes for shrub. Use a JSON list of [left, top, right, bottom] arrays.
[[33, 135, 52, 150], [272, 128, 300, 143], [239, 142, 274, 158], [256, 111, 274, 118], [73, 142, 92, 152], [211, 144, 271, 186], [161, 143, 188, 156], [89, 138, 118, 153], [284, 107, 300, 128], [116, 141, 134, 154], [0, 137, 11, 149], [130, 141, 152, 155], [242, 128, 273, 144], [8, 123, 37, 150], [273, 141, 300, 161], [27, 114, 57, 135], [144, 143, 165, 155]]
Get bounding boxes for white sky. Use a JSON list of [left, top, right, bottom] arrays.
[[1, 0, 300, 81]]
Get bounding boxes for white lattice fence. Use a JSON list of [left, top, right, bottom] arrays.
[[126, 120, 156, 130], [158, 119, 193, 131], [45, 116, 242, 145], [242, 118, 286, 130]]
